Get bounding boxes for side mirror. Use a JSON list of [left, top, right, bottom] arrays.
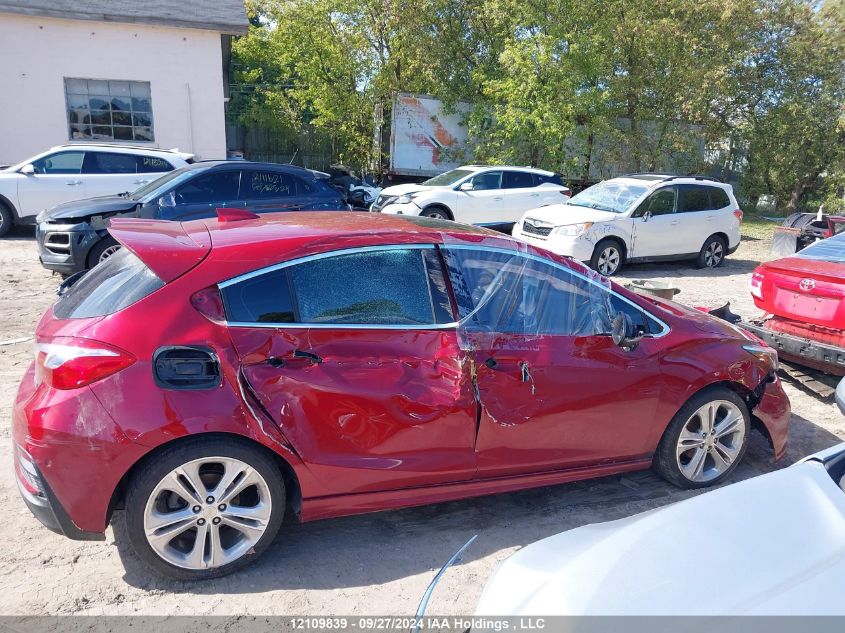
[[459, 182, 474, 192], [611, 312, 644, 352], [158, 191, 176, 208], [20, 164, 35, 175]]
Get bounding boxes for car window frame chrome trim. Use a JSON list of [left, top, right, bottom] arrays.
[[218, 242, 670, 337]]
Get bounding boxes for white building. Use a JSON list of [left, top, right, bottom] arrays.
[[0, 1, 247, 165]]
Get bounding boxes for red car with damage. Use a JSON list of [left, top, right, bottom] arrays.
[[13, 211, 790, 579], [748, 231, 845, 375]]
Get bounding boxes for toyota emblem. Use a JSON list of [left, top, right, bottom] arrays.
[[799, 278, 816, 291]]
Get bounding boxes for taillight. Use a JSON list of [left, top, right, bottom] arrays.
[[14, 445, 45, 499], [191, 286, 226, 322], [733, 209, 743, 223], [35, 338, 135, 390], [750, 271, 764, 299]]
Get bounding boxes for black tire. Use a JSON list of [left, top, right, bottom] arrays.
[[589, 238, 625, 276], [653, 386, 750, 489], [420, 206, 453, 221], [87, 236, 121, 268], [696, 234, 727, 269], [121, 437, 286, 581], [0, 203, 13, 238]]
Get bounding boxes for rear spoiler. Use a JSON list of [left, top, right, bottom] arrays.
[[108, 218, 210, 283]]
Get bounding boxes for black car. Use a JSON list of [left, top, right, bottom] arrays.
[[37, 161, 348, 276]]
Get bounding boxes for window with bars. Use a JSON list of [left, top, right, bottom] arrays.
[[65, 78, 154, 142]]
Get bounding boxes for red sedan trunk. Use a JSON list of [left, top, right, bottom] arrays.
[[750, 233, 845, 374]]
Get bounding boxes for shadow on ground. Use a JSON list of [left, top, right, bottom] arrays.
[[116, 413, 842, 595]]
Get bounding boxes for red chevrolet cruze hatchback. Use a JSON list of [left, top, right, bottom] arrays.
[[14, 212, 790, 579]]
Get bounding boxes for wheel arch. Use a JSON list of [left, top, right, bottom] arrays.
[[421, 203, 454, 220], [106, 431, 304, 527], [703, 232, 729, 250], [593, 235, 628, 260], [0, 192, 17, 218], [653, 379, 767, 452]]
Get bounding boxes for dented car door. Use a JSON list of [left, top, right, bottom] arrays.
[[442, 244, 665, 477], [220, 245, 478, 495]]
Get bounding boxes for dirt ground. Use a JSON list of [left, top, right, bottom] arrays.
[[0, 224, 842, 617]]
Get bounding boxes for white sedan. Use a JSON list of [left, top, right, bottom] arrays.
[[475, 443, 845, 616]]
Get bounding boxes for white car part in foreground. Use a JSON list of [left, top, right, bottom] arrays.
[[476, 443, 845, 616]]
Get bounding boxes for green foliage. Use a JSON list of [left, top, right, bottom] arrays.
[[229, 0, 845, 209]]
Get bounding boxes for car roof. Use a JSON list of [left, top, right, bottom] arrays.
[[616, 173, 730, 189], [178, 160, 327, 178], [109, 212, 513, 283], [53, 144, 193, 158], [460, 165, 555, 176], [199, 211, 503, 252]]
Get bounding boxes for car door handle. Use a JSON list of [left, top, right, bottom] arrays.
[[65, 180, 82, 186], [670, 220, 679, 225], [133, 179, 150, 185], [706, 216, 715, 221], [530, 193, 540, 197], [266, 349, 323, 369], [494, 197, 503, 201]]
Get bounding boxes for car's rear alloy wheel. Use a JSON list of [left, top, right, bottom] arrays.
[[697, 236, 727, 269], [654, 387, 750, 489], [123, 439, 285, 580], [143, 456, 272, 570]]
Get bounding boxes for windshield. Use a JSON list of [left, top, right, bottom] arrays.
[[131, 166, 208, 202], [797, 235, 845, 264], [422, 169, 473, 187], [566, 180, 648, 214]]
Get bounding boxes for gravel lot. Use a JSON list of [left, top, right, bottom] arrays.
[[1, 224, 842, 617]]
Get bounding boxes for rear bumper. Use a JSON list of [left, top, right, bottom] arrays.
[[13, 362, 146, 536], [14, 445, 105, 541], [741, 320, 845, 375]]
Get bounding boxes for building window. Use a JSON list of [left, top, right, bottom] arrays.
[[65, 78, 154, 143]]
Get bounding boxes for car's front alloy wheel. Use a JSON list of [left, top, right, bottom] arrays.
[[123, 439, 285, 580], [674, 400, 746, 483], [590, 239, 623, 276], [654, 387, 750, 489]]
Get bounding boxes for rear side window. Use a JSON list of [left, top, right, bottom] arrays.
[[222, 268, 295, 323], [138, 155, 175, 173], [503, 171, 536, 188], [241, 171, 295, 200], [677, 185, 712, 213], [83, 152, 137, 174], [537, 173, 563, 186], [709, 187, 731, 209], [221, 247, 453, 326], [54, 249, 163, 319]]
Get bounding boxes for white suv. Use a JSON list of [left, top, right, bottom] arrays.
[[512, 174, 742, 276], [371, 165, 571, 225], [0, 144, 193, 236]]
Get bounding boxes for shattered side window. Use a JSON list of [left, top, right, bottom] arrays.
[[441, 246, 615, 336], [289, 248, 441, 325]]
